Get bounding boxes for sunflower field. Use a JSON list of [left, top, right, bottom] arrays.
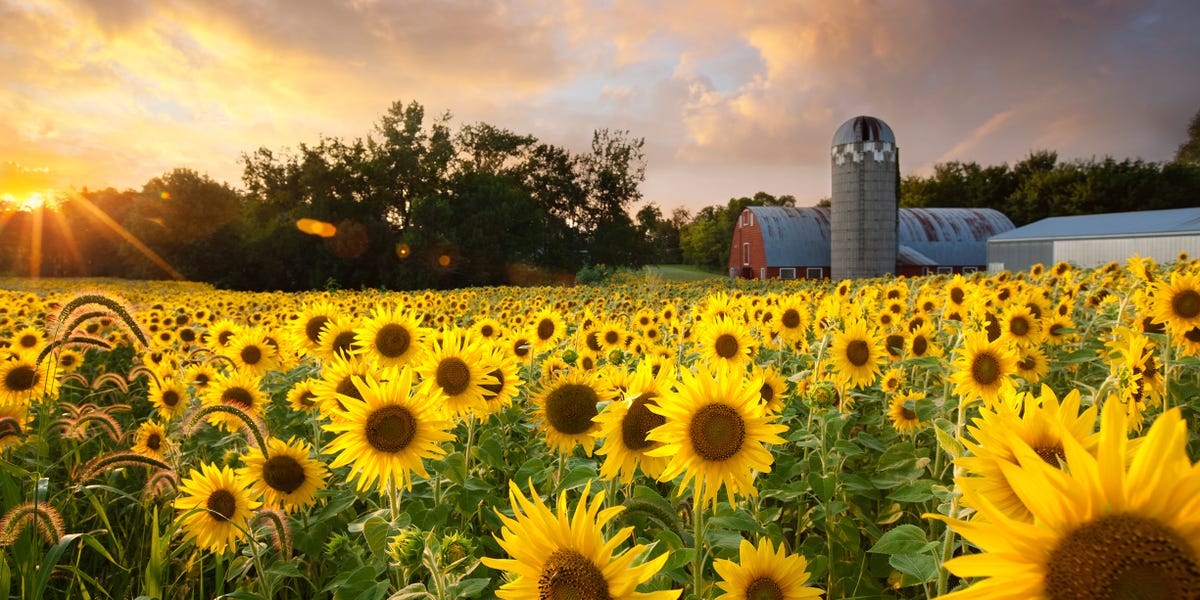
[[1, 256, 1198, 600]]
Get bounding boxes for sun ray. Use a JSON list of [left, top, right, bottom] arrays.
[[67, 193, 184, 279]]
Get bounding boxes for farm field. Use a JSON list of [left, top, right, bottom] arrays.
[[0, 259, 1198, 600]]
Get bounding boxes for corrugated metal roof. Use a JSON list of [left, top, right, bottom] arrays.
[[832, 116, 895, 146], [989, 207, 1200, 242], [746, 206, 1014, 267]]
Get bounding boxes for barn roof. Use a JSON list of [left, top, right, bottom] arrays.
[[746, 206, 1014, 267], [989, 207, 1200, 242]]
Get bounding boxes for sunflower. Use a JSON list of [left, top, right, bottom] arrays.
[[887, 391, 925, 435], [238, 436, 329, 512], [713, 538, 823, 600], [354, 306, 427, 367], [470, 316, 504, 342], [480, 480, 679, 600], [773, 296, 811, 343], [414, 327, 497, 421], [202, 319, 242, 352], [224, 328, 279, 376], [996, 304, 1043, 348], [646, 364, 787, 508], [0, 356, 60, 404], [1014, 346, 1050, 383], [202, 369, 267, 433], [906, 322, 942, 360], [1150, 270, 1200, 335], [54, 347, 84, 373], [0, 402, 31, 450], [8, 326, 45, 356], [1041, 314, 1077, 346], [694, 316, 758, 370], [949, 330, 1019, 407], [131, 420, 171, 460], [175, 462, 260, 554], [183, 362, 218, 393], [315, 315, 361, 360], [750, 364, 788, 414], [479, 347, 524, 414], [928, 401, 1200, 599], [322, 366, 455, 493], [529, 307, 567, 352], [286, 377, 321, 413], [290, 301, 339, 355], [880, 368, 904, 394], [593, 362, 675, 483], [955, 386, 1098, 522], [533, 370, 616, 457], [828, 318, 886, 390], [311, 352, 376, 420]]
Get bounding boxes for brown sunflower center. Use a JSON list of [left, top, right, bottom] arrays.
[[545, 383, 599, 435], [1045, 514, 1200, 600], [886, 334, 905, 356], [222, 386, 254, 409], [1172, 290, 1200, 320], [759, 383, 775, 405], [846, 340, 870, 367], [513, 338, 531, 358], [604, 331, 620, 345], [218, 330, 235, 346], [781, 309, 801, 329], [481, 368, 504, 398], [59, 354, 76, 367], [206, 489, 236, 522], [537, 318, 556, 341], [745, 576, 784, 600], [480, 324, 495, 338], [331, 331, 356, 357], [375, 323, 411, 358], [146, 432, 162, 451], [584, 331, 602, 352], [365, 405, 417, 453], [263, 455, 306, 494], [689, 404, 746, 462], [900, 406, 917, 420], [950, 288, 965, 304], [305, 316, 330, 344], [336, 376, 365, 404], [1018, 356, 1038, 371], [296, 390, 317, 408], [1142, 316, 1166, 335], [911, 335, 928, 356], [714, 333, 741, 359], [621, 393, 664, 451], [18, 334, 38, 348], [194, 372, 211, 387], [4, 365, 36, 392], [970, 352, 1001, 386], [1186, 327, 1200, 344], [436, 357, 472, 396], [1009, 316, 1030, 337], [537, 548, 611, 600], [240, 344, 263, 365], [1034, 444, 1065, 466]]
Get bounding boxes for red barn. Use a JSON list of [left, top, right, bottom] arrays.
[[729, 206, 1014, 279]]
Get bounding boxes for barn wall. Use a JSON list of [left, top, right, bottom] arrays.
[[987, 240, 1054, 272], [1055, 235, 1200, 269], [728, 211, 768, 278]]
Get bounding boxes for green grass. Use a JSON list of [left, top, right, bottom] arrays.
[[644, 264, 725, 282]]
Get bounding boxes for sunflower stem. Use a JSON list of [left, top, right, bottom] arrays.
[[387, 474, 401, 525], [691, 481, 707, 599], [462, 415, 476, 478], [935, 394, 968, 597]]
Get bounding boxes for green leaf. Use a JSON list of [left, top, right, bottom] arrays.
[[362, 515, 391, 556], [868, 524, 938, 555], [560, 465, 598, 491], [887, 480, 936, 503], [934, 419, 965, 459], [889, 552, 939, 583], [439, 451, 467, 485], [453, 577, 491, 598]]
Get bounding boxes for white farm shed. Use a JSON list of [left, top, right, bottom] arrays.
[[987, 207, 1200, 272]]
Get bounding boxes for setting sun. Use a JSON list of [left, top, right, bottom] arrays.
[[1, 191, 56, 212]]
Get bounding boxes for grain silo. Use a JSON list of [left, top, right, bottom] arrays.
[[831, 115, 898, 280]]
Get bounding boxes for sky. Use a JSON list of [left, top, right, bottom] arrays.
[[2, 0, 1198, 214]]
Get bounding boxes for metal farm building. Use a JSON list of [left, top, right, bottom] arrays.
[[729, 206, 1014, 280], [987, 207, 1200, 272]]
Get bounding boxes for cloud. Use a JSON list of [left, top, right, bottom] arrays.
[[0, 0, 1197, 212]]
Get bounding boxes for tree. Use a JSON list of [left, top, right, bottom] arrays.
[[1176, 109, 1200, 166]]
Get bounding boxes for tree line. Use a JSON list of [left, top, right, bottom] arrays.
[[0, 101, 677, 290], [4, 105, 1199, 287]]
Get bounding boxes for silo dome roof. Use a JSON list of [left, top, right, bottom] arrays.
[[832, 115, 895, 146]]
